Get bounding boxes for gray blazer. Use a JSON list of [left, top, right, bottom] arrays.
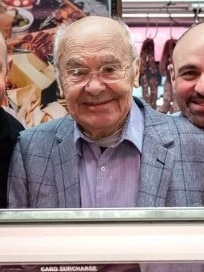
[[8, 98, 204, 208]]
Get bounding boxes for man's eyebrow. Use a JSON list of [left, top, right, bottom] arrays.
[[66, 58, 84, 67], [101, 56, 121, 64], [178, 64, 198, 73], [65, 56, 122, 68]]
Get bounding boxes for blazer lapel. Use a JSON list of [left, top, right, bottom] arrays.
[[137, 134, 175, 207], [51, 118, 81, 208], [136, 101, 176, 207]]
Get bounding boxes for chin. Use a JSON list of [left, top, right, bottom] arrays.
[[188, 115, 204, 128], [193, 120, 204, 128]]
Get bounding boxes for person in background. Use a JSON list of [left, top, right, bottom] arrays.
[[7, 16, 204, 210], [169, 22, 204, 128], [0, 31, 24, 208]]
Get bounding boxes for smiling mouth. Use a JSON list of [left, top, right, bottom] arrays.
[[191, 101, 204, 107], [190, 101, 204, 112], [85, 100, 112, 106]]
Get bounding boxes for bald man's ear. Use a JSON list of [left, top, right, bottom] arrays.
[[168, 63, 176, 93], [133, 58, 140, 88]]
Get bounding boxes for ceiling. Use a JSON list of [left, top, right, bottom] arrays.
[[121, 0, 204, 27]]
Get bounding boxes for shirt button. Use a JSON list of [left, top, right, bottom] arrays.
[[101, 166, 105, 172]]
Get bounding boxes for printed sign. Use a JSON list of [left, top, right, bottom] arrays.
[[0, 263, 141, 272]]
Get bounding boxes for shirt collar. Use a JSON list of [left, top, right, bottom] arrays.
[[121, 98, 144, 153], [74, 98, 144, 154]]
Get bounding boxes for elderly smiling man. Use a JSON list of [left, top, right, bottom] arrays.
[[8, 16, 204, 210]]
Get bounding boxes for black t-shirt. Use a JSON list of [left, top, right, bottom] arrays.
[[0, 107, 24, 208]]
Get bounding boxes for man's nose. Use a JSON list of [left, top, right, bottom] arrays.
[[195, 74, 204, 95], [84, 72, 105, 94]]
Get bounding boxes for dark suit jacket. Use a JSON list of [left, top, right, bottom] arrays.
[[7, 98, 204, 208], [0, 107, 24, 208]]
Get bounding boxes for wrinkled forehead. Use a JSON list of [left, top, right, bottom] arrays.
[[69, 17, 122, 34], [58, 18, 131, 59], [67, 16, 124, 35]]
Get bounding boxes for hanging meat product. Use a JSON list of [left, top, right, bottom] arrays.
[[158, 38, 180, 113], [139, 38, 158, 109]]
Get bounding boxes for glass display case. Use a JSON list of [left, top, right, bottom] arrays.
[[0, 208, 204, 271]]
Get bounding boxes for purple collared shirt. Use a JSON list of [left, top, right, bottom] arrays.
[[75, 99, 144, 208]]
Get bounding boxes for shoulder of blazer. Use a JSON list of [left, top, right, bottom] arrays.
[[171, 114, 204, 135], [133, 96, 178, 146], [133, 96, 175, 126], [18, 116, 75, 152], [133, 97, 204, 146], [133, 96, 171, 125]]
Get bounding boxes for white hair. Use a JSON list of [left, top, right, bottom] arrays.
[[53, 17, 138, 86]]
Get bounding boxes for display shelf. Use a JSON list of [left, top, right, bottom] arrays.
[[0, 208, 204, 264]]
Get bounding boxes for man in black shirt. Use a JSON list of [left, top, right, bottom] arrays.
[[0, 32, 24, 208]]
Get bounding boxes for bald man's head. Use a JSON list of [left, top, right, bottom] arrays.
[[172, 23, 204, 63], [170, 22, 204, 127]]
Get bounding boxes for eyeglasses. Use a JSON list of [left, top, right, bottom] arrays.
[[65, 63, 133, 87]]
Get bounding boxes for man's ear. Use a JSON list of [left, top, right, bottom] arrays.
[[168, 63, 176, 92], [133, 58, 141, 88]]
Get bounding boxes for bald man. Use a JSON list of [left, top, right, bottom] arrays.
[[7, 16, 204, 210], [0, 32, 24, 208], [169, 22, 204, 128]]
